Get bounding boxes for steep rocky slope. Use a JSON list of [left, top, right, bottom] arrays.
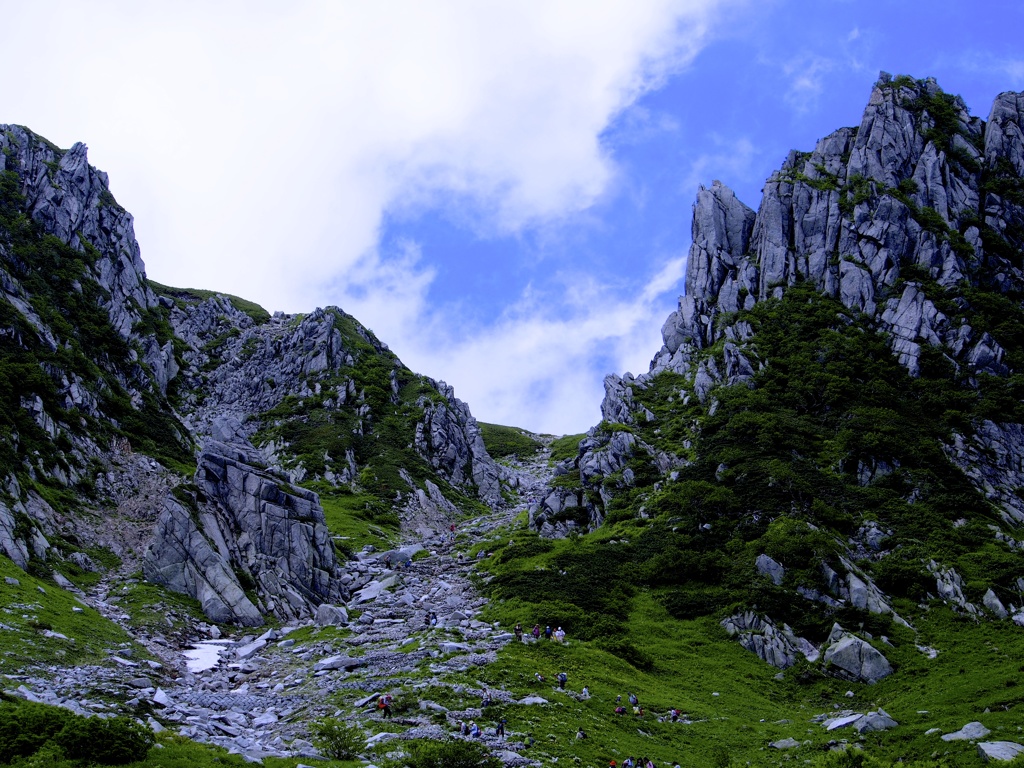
[[529, 74, 1024, 678], [0, 124, 502, 628], [7, 74, 1024, 768]]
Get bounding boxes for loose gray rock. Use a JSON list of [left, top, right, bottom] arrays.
[[854, 710, 899, 733], [823, 634, 893, 683], [978, 741, 1024, 762], [770, 738, 800, 749], [314, 604, 349, 626], [755, 554, 785, 585], [943, 722, 991, 741]]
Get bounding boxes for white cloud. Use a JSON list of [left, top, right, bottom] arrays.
[[679, 135, 758, 199], [956, 53, 1024, 89], [0, 1, 729, 308], [0, 0, 738, 433], [394, 257, 689, 435], [782, 53, 836, 112]]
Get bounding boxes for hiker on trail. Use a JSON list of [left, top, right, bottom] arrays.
[[514, 623, 523, 641], [644, 759, 655, 768], [580, 686, 590, 699], [616, 694, 622, 703], [531, 624, 541, 640], [614, 706, 627, 715], [554, 626, 566, 643], [458, 720, 467, 736], [544, 625, 553, 640], [429, 611, 438, 627], [481, 689, 493, 707], [525, 734, 535, 749], [496, 717, 507, 738], [470, 721, 481, 738], [609, 761, 617, 768], [576, 727, 587, 740], [670, 708, 680, 722], [633, 705, 643, 717], [623, 757, 634, 768], [557, 672, 568, 690], [378, 695, 392, 718], [383, 554, 392, 568], [628, 692, 638, 707]]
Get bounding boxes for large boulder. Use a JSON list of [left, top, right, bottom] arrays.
[[978, 742, 1024, 762], [822, 631, 892, 683], [943, 722, 992, 741], [144, 438, 345, 625], [721, 612, 817, 669]]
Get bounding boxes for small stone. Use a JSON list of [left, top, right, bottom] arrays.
[[771, 738, 800, 749]]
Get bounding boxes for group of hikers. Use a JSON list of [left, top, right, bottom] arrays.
[[610, 759, 682, 768], [513, 622, 566, 643], [458, 717, 507, 739]]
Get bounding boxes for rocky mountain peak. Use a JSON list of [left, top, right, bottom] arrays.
[[651, 73, 1024, 388], [533, 75, 1024, 587], [0, 124, 504, 628]]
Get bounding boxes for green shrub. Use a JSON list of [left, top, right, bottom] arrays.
[[549, 433, 585, 463], [594, 636, 655, 671], [478, 422, 542, 459], [54, 715, 154, 765], [309, 717, 364, 760], [397, 739, 501, 768], [0, 701, 151, 766], [0, 700, 71, 762]]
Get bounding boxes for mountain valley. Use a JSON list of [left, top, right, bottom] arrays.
[[4, 74, 1024, 767]]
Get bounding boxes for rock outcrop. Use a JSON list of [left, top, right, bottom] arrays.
[[144, 432, 346, 626], [0, 124, 501, 628], [565, 75, 1024, 530], [821, 625, 893, 684], [535, 75, 1024, 678], [721, 612, 818, 670]]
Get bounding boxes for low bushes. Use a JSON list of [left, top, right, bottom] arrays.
[[0, 699, 153, 765]]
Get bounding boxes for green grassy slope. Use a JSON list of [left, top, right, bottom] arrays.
[[478, 423, 542, 460], [0, 556, 144, 673]]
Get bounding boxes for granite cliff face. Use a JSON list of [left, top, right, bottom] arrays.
[[0, 124, 502, 626], [532, 75, 1024, 676], [538, 74, 1024, 531]]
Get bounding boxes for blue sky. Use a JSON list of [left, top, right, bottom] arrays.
[[2, 2, 1022, 435]]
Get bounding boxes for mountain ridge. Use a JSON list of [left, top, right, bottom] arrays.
[[3, 74, 1024, 767]]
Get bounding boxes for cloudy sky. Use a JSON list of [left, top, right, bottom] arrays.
[[3, 1, 1022, 434]]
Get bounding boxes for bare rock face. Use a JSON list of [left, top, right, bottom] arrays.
[[145, 434, 346, 626], [0, 127, 156, 340], [946, 421, 1024, 526], [721, 612, 818, 669], [414, 380, 503, 508], [144, 495, 264, 627], [545, 75, 1024, 537], [822, 626, 893, 684]]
